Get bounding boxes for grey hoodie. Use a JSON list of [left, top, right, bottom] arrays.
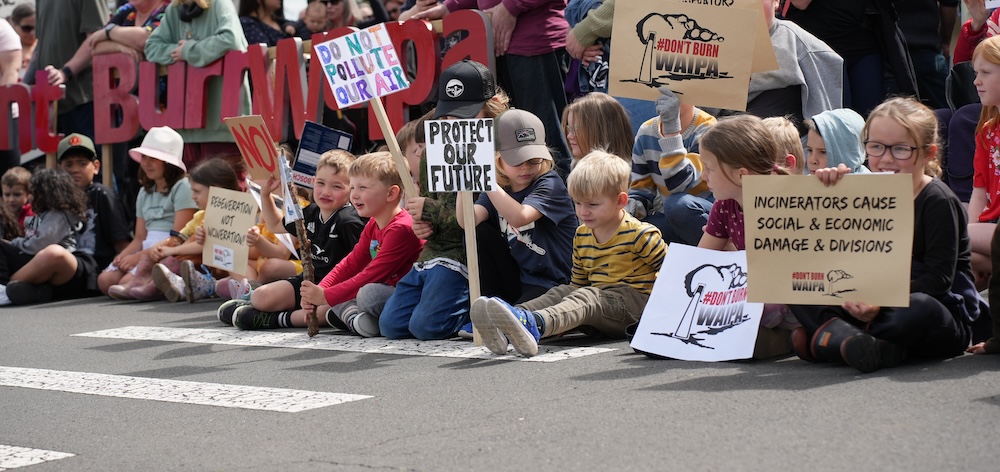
[[811, 108, 870, 175]]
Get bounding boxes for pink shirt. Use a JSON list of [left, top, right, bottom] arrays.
[[443, 0, 567, 56]]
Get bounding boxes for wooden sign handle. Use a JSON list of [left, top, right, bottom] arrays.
[[460, 191, 483, 346], [369, 96, 419, 199]]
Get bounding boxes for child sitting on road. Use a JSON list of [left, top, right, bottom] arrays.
[[4, 134, 132, 305], [378, 59, 509, 341], [470, 151, 667, 357], [216, 150, 365, 327], [229, 152, 423, 333], [0, 168, 89, 304]]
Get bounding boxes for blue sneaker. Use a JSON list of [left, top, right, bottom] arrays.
[[457, 321, 474, 340], [469, 296, 509, 354], [484, 297, 541, 357]]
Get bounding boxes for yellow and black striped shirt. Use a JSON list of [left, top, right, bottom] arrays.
[[571, 213, 666, 294]]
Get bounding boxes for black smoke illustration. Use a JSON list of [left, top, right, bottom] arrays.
[[651, 264, 750, 349], [635, 13, 724, 44]]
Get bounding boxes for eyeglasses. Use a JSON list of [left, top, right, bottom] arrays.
[[564, 125, 577, 135], [863, 141, 923, 160], [516, 158, 545, 167], [320, 0, 343, 4], [17, 24, 34, 33]]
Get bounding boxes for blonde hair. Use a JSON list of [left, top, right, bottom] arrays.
[[317, 149, 357, 175], [494, 153, 554, 188], [975, 36, 1000, 134], [396, 120, 420, 152], [482, 88, 511, 119], [567, 150, 630, 200], [699, 115, 788, 183], [562, 93, 633, 162], [862, 97, 941, 177], [350, 151, 404, 192], [762, 116, 804, 174]]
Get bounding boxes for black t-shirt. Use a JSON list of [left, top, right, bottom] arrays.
[[784, 0, 879, 58], [285, 203, 365, 281], [896, 0, 958, 52], [79, 182, 131, 269]]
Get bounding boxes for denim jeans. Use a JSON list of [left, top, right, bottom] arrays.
[[644, 193, 714, 246], [379, 264, 470, 340]]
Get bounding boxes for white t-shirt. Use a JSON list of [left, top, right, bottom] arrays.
[[0, 19, 20, 119]]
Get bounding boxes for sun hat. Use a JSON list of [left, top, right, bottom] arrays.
[[496, 109, 551, 166], [129, 126, 186, 172], [434, 60, 496, 119]]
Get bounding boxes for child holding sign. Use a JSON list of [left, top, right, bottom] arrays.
[[456, 109, 576, 305], [380, 60, 509, 340], [791, 98, 980, 372], [218, 151, 365, 328], [148, 159, 242, 302], [696, 115, 799, 359], [470, 151, 666, 357], [232, 152, 423, 334], [100, 127, 198, 300]]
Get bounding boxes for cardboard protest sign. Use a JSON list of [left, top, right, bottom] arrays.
[[743, 174, 914, 307], [609, 0, 756, 110], [313, 24, 410, 109], [731, 0, 778, 73], [202, 187, 258, 275], [423, 119, 496, 192], [631, 244, 763, 362], [292, 121, 354, 189], [225, 116, 281, 182]]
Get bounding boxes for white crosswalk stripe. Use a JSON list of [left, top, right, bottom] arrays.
[[0, 366, 372, 413], [73, 326, 615, 362], [0, 444, 74, 471]]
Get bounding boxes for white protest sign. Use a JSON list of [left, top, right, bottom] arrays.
[[423, 118, 496, 192], [279, 155, 304, 224], [245, 178, 299, 259], [630, 244, 763, 362], [313, 24, 410, 108], [742, 174, 914, 307], [202, 187, 259, 276], [987, 0, 1000, 9]]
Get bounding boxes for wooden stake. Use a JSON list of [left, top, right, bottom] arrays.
[[369, 96, 418, 198], [101, 143, 114, 189], [288, 180, 319, 337], [460, 191, 483, 346]]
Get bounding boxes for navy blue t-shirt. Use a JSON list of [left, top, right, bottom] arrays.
[[477, 170, 577, 289]]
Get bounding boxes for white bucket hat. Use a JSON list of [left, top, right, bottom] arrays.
[[129, 126, 186, 172]]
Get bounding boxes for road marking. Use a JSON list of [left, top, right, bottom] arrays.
[[0, 366, 371, 413], [73, 326, 615, 362], [0, 444, 74, 470]]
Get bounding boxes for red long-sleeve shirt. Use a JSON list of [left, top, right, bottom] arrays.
[[318, 210, 424, 307]]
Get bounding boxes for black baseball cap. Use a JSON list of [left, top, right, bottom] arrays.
[[434, 60, 496, 119]]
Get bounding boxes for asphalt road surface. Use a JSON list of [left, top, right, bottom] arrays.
[[1, 296, 997, 471]]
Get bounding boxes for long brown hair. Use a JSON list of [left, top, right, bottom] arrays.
[[699, 115, 788, 184], [562, 92, 633, 162]]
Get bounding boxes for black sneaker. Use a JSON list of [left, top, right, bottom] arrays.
[[7, 281, 54, 305], [232, 305, 283, 330], [217, 299, 251, 326]]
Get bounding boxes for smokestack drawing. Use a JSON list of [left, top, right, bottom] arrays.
[[639, 31, 656, 84], [674, 283, 704, 339]]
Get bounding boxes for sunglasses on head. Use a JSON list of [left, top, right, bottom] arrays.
[[18, 24, 34, 33]]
